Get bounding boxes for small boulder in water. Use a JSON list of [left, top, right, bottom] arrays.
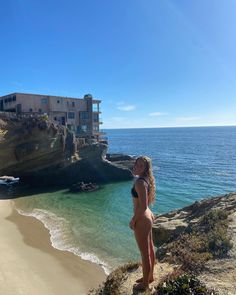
[[70, 182, 99, 193]]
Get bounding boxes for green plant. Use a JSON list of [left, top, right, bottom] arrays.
[[166, 233, 212, 272], [40, 114, 49, 121], [199, 210, 228, 231], [91, 262, 140, 295], [156, 273, 217, 295], [208, 226, 233, 258]]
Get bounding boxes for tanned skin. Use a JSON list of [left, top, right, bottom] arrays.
[[129, 159, 155, 291]]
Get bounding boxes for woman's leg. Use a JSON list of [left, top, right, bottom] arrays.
[[134, 218, 152, 288], [135, 227, 155, 283], [149, 229, 155, 281]]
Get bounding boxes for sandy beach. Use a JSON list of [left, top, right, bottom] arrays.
[[0, 199, 106, 295]]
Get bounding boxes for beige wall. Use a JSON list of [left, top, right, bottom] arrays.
[[16, 94, 50, 113]]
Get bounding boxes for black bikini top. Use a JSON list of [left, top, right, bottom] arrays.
[[131, 177, 150, 198]]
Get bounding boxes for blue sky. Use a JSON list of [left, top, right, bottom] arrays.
[[1, 0, 236, 128]]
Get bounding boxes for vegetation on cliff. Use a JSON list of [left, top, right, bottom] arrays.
[[156, 271, 217, 295], [164, 209, 233, 273]]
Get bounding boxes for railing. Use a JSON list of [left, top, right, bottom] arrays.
[[0, 111, 18, 119], [0, 111, 48, 120]]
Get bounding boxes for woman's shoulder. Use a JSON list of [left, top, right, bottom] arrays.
[[135, 177, 149, 187], [137, 177, 149, 183]]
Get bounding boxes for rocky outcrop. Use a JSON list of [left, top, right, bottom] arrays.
[[106, 153, 136, 170], [152, 192, 236, 295], [92, 193, 236, 295], [89, 262, 174, 295], [152, 192, 236, 248], [0, 115, 133, 186]]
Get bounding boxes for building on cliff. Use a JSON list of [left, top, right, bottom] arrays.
[[0, 92, 104, 140]]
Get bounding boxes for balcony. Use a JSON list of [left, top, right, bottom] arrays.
[[93, 117, 103, 124]]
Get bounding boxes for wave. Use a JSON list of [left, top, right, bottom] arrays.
[[15, 207, 110, 275], [213, 172, 233, 177]]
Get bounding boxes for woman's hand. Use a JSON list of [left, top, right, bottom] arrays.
[[151, 211, 155, 221], [129, 217, 136, 230], [149, 210, 156, 223]]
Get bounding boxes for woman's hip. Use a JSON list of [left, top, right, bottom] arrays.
[[134, 215, 153, 230]]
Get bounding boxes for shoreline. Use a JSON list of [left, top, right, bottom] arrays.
[[15, 204, 111, 275], [0, 199, 106, 295]]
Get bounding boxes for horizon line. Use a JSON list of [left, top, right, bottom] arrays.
[[103, 125, 236, 130]]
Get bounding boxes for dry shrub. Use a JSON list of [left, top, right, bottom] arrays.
[[166, 233, 212, 272], [165, 209, 233, 273], [89, 262, 140, 295]]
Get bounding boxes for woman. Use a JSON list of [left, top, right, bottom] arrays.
[[129, 156, 156, 291]]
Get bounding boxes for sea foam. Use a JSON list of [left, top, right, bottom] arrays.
[[16, 207, 110, 274]]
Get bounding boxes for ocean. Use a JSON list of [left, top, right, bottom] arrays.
[[14, 126, 236, 274]]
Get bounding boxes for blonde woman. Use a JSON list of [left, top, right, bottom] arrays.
[[129, 156, 156, 291]]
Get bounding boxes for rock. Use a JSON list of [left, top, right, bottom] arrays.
[[70, 182, 99, 192], [152, 192, 236, 295], [106, 153, 134, 162], [152, 192, 236, 247], [0, 116, 133, 187], [106, 153, 136, 170], [152, 219, 188, 247]]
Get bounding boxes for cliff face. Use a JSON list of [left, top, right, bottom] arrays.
[[152, 192, 236, 248], [152, 192, 236, 295], [153, 193, 236, 249], [0, 115, 132, 186]]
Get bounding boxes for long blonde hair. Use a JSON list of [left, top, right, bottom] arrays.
[[136, 156, 156, 205]]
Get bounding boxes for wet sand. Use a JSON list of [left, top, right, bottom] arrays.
[[0, 200, 106, 295]]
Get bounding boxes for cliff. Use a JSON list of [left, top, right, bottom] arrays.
[[92, 192, 236, 295], [0, 115, 132, 186], [153, 192, 236, 295]]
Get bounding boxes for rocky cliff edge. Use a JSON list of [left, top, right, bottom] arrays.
[[0, 115, 132, 186]]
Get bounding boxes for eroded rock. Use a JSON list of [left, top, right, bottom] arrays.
[[152, 193, 236, 247], [0, 115, 133, 187]]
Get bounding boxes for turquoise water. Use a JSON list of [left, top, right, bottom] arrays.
[[14, 126, 236, 273]]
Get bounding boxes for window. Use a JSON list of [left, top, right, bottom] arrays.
[[93, 103, 99, 112], [81, 125, 87, 131], [54, 117, 57, 121], [72, 102, 75, 107], [68, 112, 75, 119], [93, 126, 99, 131], [67, 101, 69, 106], [38, 108, 42, 113], [93, 113, 99, 122], [81, 111, 89, 119], [57, 100, 60, 103], [12, 95, 16, 101], [29, 108, 33, 112], [41, 98, 48, 104]]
